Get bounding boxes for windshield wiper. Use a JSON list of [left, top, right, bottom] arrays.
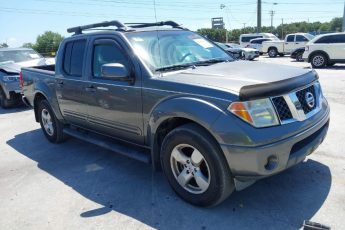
[[194, 58, 230, 66], [155, 63, 196, 72]]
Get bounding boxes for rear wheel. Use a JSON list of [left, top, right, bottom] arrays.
[[38, 99, 65, 143], [311, 53, 327, 68], [161, 123, 234, 207], [268, 48, 278, 58]]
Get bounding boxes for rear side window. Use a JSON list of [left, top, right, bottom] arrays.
[[63, 40, 86, 76], [296, 35, 308, 42], [331, 35, 345, 43], [286, 35, 295, 42]]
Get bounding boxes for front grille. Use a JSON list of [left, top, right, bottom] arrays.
[[296, 85, 316, 114], [272, 96, 293, 121]]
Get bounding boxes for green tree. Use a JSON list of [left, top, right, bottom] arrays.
[[33, 31, 64, 56], [22, 42, 35, 48], [0, 43, 9, 48], [196, 28, 228, 42]]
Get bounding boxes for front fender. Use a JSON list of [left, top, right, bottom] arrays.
[[148, 96, 227, 170]]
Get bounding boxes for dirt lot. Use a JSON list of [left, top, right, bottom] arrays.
[[1, 56, 344, 230]]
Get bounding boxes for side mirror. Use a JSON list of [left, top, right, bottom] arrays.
[[101, 63, 129, 80]]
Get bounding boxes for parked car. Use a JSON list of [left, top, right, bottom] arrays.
[[261, 33, 314, 57], [291, 47, 305, 62], [303, 32, 345, 68], [248, 38, 273, 54], [21, 20, 330, 207], [215, 42, 243, 59], [0, 48, 54, 108], [217, 43, 259, 61], [239, 33, 278, 47]]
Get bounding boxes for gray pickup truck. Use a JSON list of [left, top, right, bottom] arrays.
[[21, 21, 330, 207]]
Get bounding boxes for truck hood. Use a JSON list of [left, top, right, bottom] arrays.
[[0, 58, 51, 74], [160, 61, 317, 100]]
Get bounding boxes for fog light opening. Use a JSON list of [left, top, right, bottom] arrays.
[[264, 155, 278, 171]]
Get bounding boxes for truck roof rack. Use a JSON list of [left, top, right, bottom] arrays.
[[67, 20, 128, 34], [125, 21, 185, 29], [67, 20, 186, 35]]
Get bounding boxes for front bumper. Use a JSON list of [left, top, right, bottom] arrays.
[[219, 107, 330, 182]]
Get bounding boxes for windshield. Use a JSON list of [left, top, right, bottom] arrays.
[[126, 30, 232, 71], [0, 49, 42, 64], [304, 33, 315, 40]]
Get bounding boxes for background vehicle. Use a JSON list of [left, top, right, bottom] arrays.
[[291, 47, 305, 62], [261, 33, 314, 58], [239, 33, 278, 47], [21, 20, 330, 207], [216, 42, 259, 60], [0, 48, 54, 108], [303, 32, 345, 68], [248, 38, 273, 54]]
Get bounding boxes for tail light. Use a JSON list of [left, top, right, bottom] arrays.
[[19, 71, 24, 90]]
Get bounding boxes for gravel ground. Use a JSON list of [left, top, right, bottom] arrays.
[[0, 56, 344, 230]]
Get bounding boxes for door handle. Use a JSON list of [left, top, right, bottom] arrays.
[[85, 85, 96, 92]]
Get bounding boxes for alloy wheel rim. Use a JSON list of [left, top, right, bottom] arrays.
[[313, 56, 324, 66], [170, 144, 211, 194], [41, 109, 54, 136]]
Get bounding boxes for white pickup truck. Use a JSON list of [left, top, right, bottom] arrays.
[[261, 33, 315, 57]]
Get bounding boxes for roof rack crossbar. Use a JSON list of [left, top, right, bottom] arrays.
[[67, 20, 127, 34], [125, 21, 185, 29]]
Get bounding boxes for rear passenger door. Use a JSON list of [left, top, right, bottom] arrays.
[[330, 34, 345, 60], [56, 39, 90, 126], [84, 37, 144, 144]]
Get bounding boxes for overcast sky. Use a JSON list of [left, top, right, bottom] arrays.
[[1, 0, 344, 47]]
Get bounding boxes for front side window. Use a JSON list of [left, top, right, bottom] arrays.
[[92, 42, 129, 78], [315, 36, 332, 44], [126, 30, 231, 71]]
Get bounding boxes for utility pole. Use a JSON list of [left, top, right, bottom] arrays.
[[257, 0, 261, 33], [243, 23, 246, 30], [343, 1, 345, 31], [269, 10, 275, 33], [281, 18, 284, 39]]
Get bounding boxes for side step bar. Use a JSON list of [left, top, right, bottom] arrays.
[[63, 127, 151, 164]]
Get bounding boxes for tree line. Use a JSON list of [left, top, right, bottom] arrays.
[[197, 17, 343, 43], [22, 31, 64, 57]]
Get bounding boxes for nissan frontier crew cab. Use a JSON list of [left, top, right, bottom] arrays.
[[21, 21, 330, 207]]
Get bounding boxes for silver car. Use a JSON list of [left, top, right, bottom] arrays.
[[0, 48, 54, 108]]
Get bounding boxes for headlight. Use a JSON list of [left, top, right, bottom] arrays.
[[2, 75, 18, 82], [228, 98, 279, 128]]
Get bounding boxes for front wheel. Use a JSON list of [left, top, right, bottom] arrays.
[[296, 52, 304, 62], [161, 123, 234, 207], [38, 99, 65, 143], [0, 88, 11, 109]]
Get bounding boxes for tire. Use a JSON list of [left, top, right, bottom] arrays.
[[38, 99, 65, 143], [268, 48, 278, 58], [0, 88, 11, 109], [160, 123, 235, 207], [296, 52, 303, 62], [310, 53, 327, 68]]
